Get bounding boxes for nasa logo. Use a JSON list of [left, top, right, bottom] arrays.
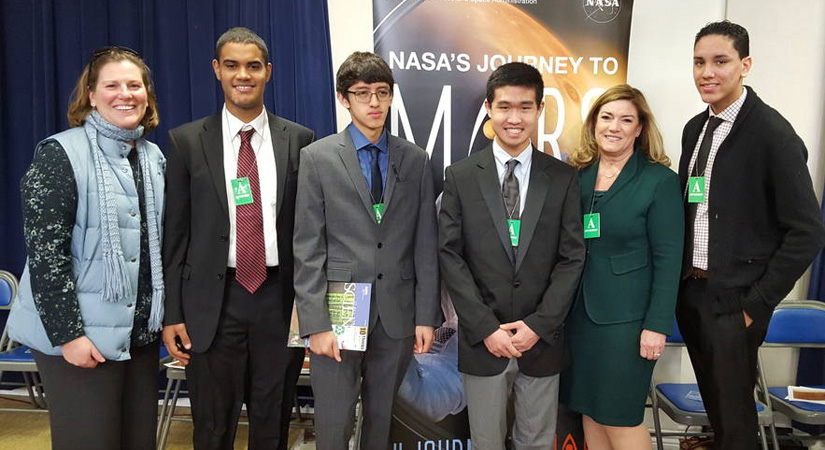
[[583, 0, 621, 24]]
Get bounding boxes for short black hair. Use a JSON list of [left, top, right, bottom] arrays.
[[336, 52, 394, 94], [216, 27, 269, 62], [695, 20, 749, 58], [486, 62, 544, 106]]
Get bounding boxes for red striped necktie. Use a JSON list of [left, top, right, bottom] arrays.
[[235, 128, 266, 293]]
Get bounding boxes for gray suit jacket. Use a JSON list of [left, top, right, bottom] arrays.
[[293, 130, 441, 340], [439, 146, 585, 377]]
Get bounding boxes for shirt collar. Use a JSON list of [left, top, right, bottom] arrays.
[[709, 86, 747, 124], [347, 123, 388, 153], [492, 139, 533, 167], [224, 104, 268, 138]]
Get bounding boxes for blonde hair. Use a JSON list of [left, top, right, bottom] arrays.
[[67, 47, 159, 132], [569, 84, 668, 169]]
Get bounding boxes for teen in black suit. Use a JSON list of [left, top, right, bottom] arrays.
[[678, 21, 825, 449], [162, 28, 314, 450], [439, 62, 585, 450]]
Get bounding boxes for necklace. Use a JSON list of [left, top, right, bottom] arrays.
[[600, 167, 620, 179]]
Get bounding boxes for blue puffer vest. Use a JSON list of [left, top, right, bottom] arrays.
[[8, 127, 165, 361]]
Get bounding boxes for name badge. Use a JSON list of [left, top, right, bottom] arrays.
[[583, 213, 600, 239], [231, 177, 253, 206], [373, 203, 385, 224], [508, 219, 521, 246], [687, 176, 706, 203]]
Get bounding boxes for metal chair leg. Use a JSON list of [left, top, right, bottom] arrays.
[[158, 379, 181, 450], [650, 382, 665, 450], [157, 377, 174, 445], [352, 396, 364, 450]]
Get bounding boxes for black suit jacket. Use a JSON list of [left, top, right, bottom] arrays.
[[439, 146, 585, 377], [679, 86, 825, 324], [162, 111, 315, 352]]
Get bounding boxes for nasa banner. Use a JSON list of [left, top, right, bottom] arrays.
[[376, 1, 633, 449], [373, 0, 632, 192]]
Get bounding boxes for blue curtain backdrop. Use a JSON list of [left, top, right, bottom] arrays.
[[0, 0, 337, 276]]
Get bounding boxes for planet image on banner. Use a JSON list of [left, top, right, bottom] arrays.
[[376, 1, 627, 166]]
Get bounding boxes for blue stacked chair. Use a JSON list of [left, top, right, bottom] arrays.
[[0, 270, 46, 410], [650, 318, 778, 450]]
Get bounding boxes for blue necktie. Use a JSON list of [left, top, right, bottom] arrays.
[[369, 146, 383, 203]]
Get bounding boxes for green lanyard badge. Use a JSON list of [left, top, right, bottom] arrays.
[[687, 176, 706, 203], [508, 219, 521, 246], [373, 203, 385, 224], [583, 213, 600, 239], [231, 177, 253, 206]]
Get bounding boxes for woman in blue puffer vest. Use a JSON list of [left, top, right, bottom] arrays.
[[8, 46, 165, 450]]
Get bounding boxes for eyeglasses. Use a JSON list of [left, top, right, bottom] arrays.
[[90, 46, 140, 62], [346, 89, 393, 103]]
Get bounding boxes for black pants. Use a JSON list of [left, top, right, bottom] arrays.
[[676, 278, 770, 450], [32, 340, 159, 450], [186, 268, 304, 450]]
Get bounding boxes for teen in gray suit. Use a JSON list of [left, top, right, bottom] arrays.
[[439, 62, 585, 450], [293, 52, 441, 450]]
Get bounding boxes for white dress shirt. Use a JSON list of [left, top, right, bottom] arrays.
[[492, 139, 533, 216], [221, 105, 279, 267]]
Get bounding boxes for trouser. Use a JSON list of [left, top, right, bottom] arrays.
[[310, 318, 415, 450], [33, 340, 159, 450], [186, 268, 304, 450], [463, 358, 560, 450], [676, 278, 769, 450]]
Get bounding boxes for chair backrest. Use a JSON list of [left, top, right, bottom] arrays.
[[764, 300, 825, 346], [666, 319, 684, 344], [0, 271, 20, 352], [0, 270, 17, 310]]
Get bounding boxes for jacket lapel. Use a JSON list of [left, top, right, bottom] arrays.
[[336, 131, 377, 220], [715, 86, 757, 160], [200, 113, 228, 215], [476, 147, 515, 265], [514, 150, 550, 272], [382, 135, 405, 210], [268, 113, 289, 219], [595, 148, 640, 209], [580, 162, 598, 212]]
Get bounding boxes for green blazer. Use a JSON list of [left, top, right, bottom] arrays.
[[578, 149, 683, 335]]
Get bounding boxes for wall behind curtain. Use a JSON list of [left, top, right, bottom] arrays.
[[0, 0, 337, 275]]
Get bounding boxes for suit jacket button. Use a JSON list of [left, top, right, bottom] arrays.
[[377, 242, 383, 249], [513, 280, 521, 288], [217, 273, 224, 280], [220, 235, 228, 241], [377, 273, 383, 280]]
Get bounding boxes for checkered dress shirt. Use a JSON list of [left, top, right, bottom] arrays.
[[685, 89, 747, 269]]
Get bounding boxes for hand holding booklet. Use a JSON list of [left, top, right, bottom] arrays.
[[288, 282, 371, 351]]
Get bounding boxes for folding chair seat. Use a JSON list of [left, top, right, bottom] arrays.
[[760, 301, 825, 431]]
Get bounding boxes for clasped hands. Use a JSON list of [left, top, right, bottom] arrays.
[[483, 320, 539, 358]]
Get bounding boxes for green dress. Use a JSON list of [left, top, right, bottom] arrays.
[[560, 150, 684, 427]]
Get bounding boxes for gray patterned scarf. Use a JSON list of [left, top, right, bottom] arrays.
[[83, 110, 164, 332]]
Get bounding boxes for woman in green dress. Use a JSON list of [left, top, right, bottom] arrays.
[[561, 85, 684, 449]]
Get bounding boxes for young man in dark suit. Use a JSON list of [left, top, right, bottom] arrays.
[[161, 27, 315, 450], [678, 20, 825, 449], [439, 62, 585, 449], [293, 52, 441, 450]]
